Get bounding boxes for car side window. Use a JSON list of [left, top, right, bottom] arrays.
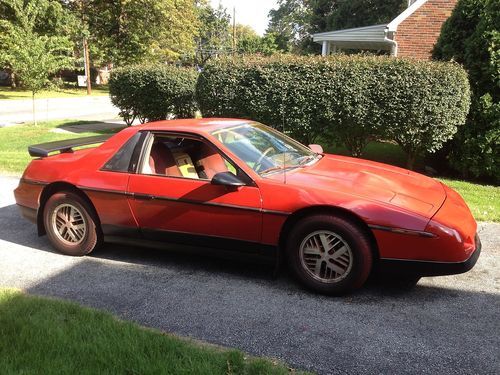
[[140, 134, 242, 181], [102, 132, 142, 173]]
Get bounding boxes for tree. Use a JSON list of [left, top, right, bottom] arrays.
[[0, 0, 78, 87], [433, 0, 499, 182], [70, 0, 199, 67], [266, 0, 312, 53], [234, 24, 278, 55], [194, 1, 231, 66], [0, 0, 74, 124], [328, 0, 405, 30]]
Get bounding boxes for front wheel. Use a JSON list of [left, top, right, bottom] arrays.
[[43, 191, 102, 256], [286, 215, 373, 295]]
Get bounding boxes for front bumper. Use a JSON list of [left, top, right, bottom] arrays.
[[378, 234, 481, 277]]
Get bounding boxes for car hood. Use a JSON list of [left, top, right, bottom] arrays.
[[286, 154, 446, 218]]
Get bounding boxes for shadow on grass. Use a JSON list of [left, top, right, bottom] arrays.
[[322, 139, 425, 170], [55, 120, 126, 134]]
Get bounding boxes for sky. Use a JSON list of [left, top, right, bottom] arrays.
[[209, 0, 279, 36]]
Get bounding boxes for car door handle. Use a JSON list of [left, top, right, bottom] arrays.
[[133, 193, 155, 201]]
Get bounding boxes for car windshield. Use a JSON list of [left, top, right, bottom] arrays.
[[211, 122, 320, 176]]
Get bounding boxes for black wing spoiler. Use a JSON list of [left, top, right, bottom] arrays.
[[28, 134, 113, 157]]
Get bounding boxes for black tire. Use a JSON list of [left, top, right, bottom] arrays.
[[286, 214, 373, 295], [43, 191, 102, 256]]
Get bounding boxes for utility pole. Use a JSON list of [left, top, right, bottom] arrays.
[[83, 37, 92, 95], [78, 0, 91, 95], [232, 6, 236, 56]]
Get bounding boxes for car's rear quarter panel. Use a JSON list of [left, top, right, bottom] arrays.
[[16, 127, 140, 230]]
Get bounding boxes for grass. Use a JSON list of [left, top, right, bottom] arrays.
[[438, 178, 500, 222], [0, 85, 109, 100], [0, 120, 123, 174], [0, 289, 298, 374]]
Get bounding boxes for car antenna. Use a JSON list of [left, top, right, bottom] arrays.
[[281, 97, 287, 184]]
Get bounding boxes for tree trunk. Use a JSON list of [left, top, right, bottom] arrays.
[[10, 71, 16, 88], [346, 139, 365, 158], [406, 150, 417, 170], [32, 91, 37, 126]]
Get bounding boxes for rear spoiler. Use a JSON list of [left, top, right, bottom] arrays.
[[28, 134, 113, 157]]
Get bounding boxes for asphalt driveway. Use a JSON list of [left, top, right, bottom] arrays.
[[0, 176, 499, 374]]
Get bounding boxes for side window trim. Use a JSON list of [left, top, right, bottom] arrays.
[[128, 131, 149, 173]]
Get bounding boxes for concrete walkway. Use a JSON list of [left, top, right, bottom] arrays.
[[0, 96, 119, 126]]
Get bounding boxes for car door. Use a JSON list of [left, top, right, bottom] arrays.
[[127, 131, 263, 249]]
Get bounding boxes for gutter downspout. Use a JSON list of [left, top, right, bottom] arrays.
[[384, 29, 398, 57]]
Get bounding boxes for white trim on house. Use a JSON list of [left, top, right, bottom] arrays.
[[312, 24, 393, 53], [387, 0, 428, 31], [312, 0, 429, 56]]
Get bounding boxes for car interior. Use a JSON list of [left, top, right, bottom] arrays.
[[142, 135, 237, 180]]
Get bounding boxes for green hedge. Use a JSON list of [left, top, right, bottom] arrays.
[[196, 55, 470, 168], [109, 65, 198, 126]]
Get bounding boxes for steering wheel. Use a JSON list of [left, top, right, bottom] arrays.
[[254, 147, 274, 172]]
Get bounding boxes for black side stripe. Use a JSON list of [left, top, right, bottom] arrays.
[[21, 178, 48, 186], [368, 224, 437, 238], [77, 186, 133, 197], [78, 185, 290, 216]]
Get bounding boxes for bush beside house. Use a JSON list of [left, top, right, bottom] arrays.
[[433, 0, 499, 183], [196, 55, 470, 168]]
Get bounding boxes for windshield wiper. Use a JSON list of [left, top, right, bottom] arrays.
[[297, 154, 319, 166], [259, 166, 285, 175]]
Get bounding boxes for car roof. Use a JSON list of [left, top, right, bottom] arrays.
[[140, 118, 252, 134]]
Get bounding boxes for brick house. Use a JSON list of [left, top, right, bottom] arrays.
[[312, 0, 458, 60]]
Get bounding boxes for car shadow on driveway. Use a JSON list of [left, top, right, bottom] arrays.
[[2, 202, 500, 374]]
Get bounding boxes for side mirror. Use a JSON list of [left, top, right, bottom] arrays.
[[211, 172, 246, 187], [308, 144, 323, 154]]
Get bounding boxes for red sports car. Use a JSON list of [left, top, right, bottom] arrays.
[[14, 119, 481, 294]]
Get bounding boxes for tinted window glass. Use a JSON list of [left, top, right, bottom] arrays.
[[102, 132, 142, 172]]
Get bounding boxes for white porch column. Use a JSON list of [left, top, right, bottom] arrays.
[[321, 41, 331, 56]]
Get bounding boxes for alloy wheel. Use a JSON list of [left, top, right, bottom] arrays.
[[51, 203, 87, 245], [299, 230, 353, 283]]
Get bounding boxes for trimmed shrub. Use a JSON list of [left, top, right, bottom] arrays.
[[109, 65, 198, 126], [196, 55, 470, 167]]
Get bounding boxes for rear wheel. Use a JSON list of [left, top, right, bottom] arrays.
[[43, 192, 101, 256], [286, 215, 373, 295]]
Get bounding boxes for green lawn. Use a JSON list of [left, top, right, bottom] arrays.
[[0, 289, 298, 374], [0, 121, 497, 221], [439, 178, 499, 222], [0, 85, 109, 100], [0, 120, 123, 174]]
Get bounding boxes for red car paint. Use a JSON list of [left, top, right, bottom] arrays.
[[14, 118, 480, 273]]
